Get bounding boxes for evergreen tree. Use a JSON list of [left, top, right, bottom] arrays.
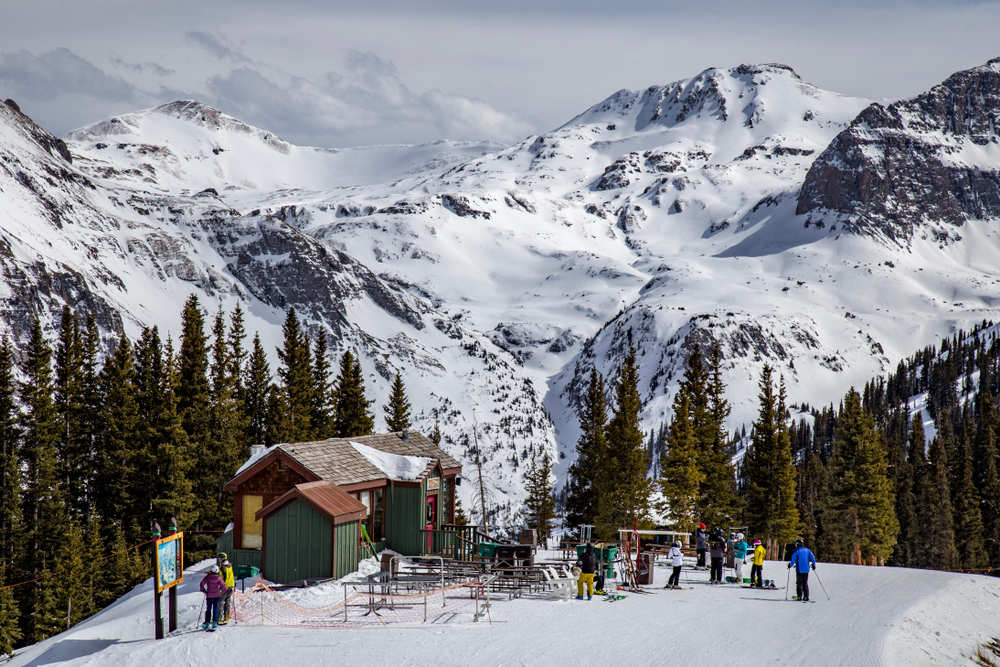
[[332, 351, 374, 438], [952, 430, 988, 568], [565, 367, 606, 531], [596, 344, 652, 537], [244, 334, 271, 445], [0, 564, 20, 658], [58, 519, 90, 628], [430, 419, 442, 445], [19, 320, 65, 579], [227, 303, 248, 396], [310, 329, 333, 439], [658, 389, 703, 534], [0, 338, 22, 575], [95, 337, 140, 532], [454, 498, 469, 526], [83, 514, 104, 617], [31, 560, 62, 643], [54, 307, 88, 520], [697, 342, 741, 529], [523, 453, 556, 543], [825, 389, 898, 565], [916, 431, 959, 569], [276, 308, 314, 443], [102, 524, 141, 606], [383, 372, 412, 432], [743, 365, 800, 554], [974, 395, 1000, 567]]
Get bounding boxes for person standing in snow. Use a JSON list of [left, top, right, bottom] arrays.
[[788, 539, 817, 601], [576, 543, 597, 600], [200, 564, 229, 630], [750, 539, 766, 588], [709, 528, 727, 584], [733, 533, 749, 584], [695, 523, 707, 568], [664, 540, 684, 589], [218, 556, 235, 624]]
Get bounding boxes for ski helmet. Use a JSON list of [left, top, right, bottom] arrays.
[[585, 543, 594, 552], [737, 533, 744, 541], [753, 540, 761, 546], [217, 552, 228, 561], [210, 565, 219, 574], [675, 540, 682, 548], [795, 539, 804, 548]]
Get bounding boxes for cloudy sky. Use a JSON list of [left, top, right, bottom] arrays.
[[2, 0, 998, 148]]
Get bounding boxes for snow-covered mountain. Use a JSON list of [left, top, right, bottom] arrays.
[[2, 58, 1000, 523]]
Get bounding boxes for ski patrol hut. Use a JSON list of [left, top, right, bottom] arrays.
[[223, 431, 462, 583]]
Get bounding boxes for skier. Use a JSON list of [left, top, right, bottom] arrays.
[[750, 539, 766, 588], [695, 523, 707, 568], [733, 533, 749, 584], [788, 539, 817, 601], [709, 527, 727, 584], [200, 564, 228, 631], [664, 540, 684, 589], [218, 556, 235, 624], [576, 543, 597, 600]]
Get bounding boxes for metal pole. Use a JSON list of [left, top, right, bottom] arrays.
[[152, 522, 162, 640], [168, 586, 177, 632], [813, 569, 831, 600], [785, 567, 790, 600], [344, 585, 348, 622]]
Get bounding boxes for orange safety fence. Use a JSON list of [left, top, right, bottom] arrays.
[[231, 579, 488, 628]]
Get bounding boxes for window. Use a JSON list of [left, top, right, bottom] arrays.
[[242, 495, 263, 549]]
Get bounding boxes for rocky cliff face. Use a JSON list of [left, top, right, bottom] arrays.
[[796, 58, 1000, 244]]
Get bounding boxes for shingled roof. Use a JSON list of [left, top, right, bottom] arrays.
[[256, 481, 368, 525], [230, 431, 461, 489]]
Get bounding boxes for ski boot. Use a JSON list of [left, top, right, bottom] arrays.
[[202, 622, 209, 630], [575, 595, 584, 600], [209, 622, 218, 632]]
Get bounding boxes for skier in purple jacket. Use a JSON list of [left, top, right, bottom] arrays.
[[200, 565, 229, 630]]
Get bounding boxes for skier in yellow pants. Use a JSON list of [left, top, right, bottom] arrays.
[[576, 544, 597, 600]]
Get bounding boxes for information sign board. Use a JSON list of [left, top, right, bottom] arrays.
[[154, 532, 184, 593]]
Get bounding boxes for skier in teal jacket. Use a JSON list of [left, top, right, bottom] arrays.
[[788, 540, 817, 601]]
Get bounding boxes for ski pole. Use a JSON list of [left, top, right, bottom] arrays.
[[198, 595, 205, 629], [785, 567, 790, 601], [812, 569, 830, 601]]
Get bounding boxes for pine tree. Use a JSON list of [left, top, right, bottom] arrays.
[[383, 372, 412, 432], [244, 334, 271, 445], [332, 351, 374, 438], [0, 564, 21, 658], [696, 342, 741, 529], [227, 302, 248, 396], [0, 337, 22, 576], [58, 519, 90, 628], [102, 524, 140, 605], [95, 337, 140, 532], [19, 319, 65, 578], [916, 431, 959, 569], [454, 498, 468, 526], [277, 308, 315, 443], [743, 365, 800, 554], [974, 395, 1000, 567], [311, 329, 333, 439], [54, 307, 88, 520], [565, 367, 607, 531], [825, 389, 898, 565], [658, 389, 704, 534], [523, 453, 556, 543], [83, 514, 104, 617], [952, 430, 987, 568], [430, 419, 442, 445], [31, 560, 62, 643], [596, 344, 652, 537]]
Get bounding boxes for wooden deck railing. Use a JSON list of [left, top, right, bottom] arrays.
[[420, 525, 491, 560]]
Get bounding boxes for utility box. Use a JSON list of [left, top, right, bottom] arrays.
[[495, 544, 534, 567], [636, 553, 654, 585]]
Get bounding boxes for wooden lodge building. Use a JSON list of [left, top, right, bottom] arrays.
[[217, 430, 462, 584]]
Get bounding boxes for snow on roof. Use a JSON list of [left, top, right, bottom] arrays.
[[234, 444, 279, 477], [350, 441, 434, 482]]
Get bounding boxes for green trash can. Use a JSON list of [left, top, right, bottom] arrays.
[[576, 545, 618, 581], [234, 565, 260, 580], [478, 542, 499, 559]]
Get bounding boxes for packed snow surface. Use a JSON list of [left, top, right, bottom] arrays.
[[350, 441, 434, 481], [8, 554, 1000, 666]]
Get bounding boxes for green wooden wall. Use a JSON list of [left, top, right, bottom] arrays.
[[264, 500, 332, 584], [334, 521, 359, 579], [385, 484, 424, 556]]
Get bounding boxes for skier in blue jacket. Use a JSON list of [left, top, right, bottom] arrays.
[[788, 539, 817, 601]]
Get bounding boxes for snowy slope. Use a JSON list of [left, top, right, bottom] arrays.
[[6, 557, 1000, 666]]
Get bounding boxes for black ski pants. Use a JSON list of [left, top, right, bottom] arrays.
[[795, 571, 810, 600], [668, 566, 681, 587], [750, 563, 763, 587], [710, 557, 723, 582], [696, 548, 706, 567]]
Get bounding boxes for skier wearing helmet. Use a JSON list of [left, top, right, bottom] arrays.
[[200, 564, 228, 631], [733, 533, 749, 584], [664, 540, 684, 589], [788, 539, 817, 601], [695, 523, 707, 568], [709, 527, 727, 584], [750, 539, 766, 588]]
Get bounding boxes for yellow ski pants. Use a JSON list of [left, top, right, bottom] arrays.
[[577, 573, 594, 597]]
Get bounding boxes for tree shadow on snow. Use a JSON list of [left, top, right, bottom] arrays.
[[22, 638, 121, 667]]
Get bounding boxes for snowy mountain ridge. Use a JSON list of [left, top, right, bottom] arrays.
[[2, 58, 1000, 525]]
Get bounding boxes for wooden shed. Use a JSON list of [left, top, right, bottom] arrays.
[[256, 481, 367, 583], [224, 431, 462, 565]]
